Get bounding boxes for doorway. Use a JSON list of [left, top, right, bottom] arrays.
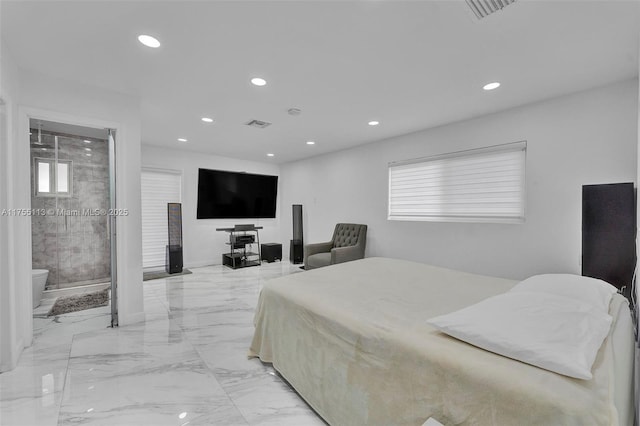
[[28, 119, 118, 326]]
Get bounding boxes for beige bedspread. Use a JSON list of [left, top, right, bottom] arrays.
[[249, 257, 629, 425]]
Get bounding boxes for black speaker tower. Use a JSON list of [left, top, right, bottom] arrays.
[[582, 183, 636, 295], [290, 204, 304, 264], [166, 202, 184, 274]]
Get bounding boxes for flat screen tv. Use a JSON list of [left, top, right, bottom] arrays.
[[197, 168, 278, 219]]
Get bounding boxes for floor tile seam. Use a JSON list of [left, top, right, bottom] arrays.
[[140, 291, 174, 319], [146, 289, 171, 305], [59, 316, 228, 421], [168, 307, 253, 426], [183, 338, 253, 426], [144, 264, 296, 424], [56, 331, 78, 426], [58, 316, 112, 343], [0, 388, 63, 406]]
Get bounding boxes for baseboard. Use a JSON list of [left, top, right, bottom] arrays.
[[184, 260, 218, 269]]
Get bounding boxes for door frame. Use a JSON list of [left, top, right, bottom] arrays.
[[19, 106, 122, 328], [108, 129, 118, 326]]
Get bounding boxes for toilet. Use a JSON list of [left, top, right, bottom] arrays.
[[31, 269, 49, 308]]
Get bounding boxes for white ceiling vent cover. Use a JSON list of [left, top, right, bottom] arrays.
[[466, 0, 517, 19], [245, 119, 272, 129]]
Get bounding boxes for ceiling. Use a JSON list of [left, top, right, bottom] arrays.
[[2, 1, 639, 164]]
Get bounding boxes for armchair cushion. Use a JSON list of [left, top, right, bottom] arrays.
[[306, 252, 332, 270], [305, 241, 333, 258], [331, 246, 364, 264]]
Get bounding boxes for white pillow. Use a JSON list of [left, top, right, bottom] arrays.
[[510, 274, 617, 313], [427, 291, 612, 380]]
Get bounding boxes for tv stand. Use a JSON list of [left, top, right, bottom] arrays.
[[216, 225, 263, 269]]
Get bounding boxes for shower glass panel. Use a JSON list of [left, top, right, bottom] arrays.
[[30, 121, 111, 290]]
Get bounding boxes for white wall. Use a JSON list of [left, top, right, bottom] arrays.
[[16, 70, 144, 327], [141, 146, 281, 268], [281, 79, 638, 280], [0, 41, 29, 372]]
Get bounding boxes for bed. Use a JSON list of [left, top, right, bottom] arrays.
[[249, 257, 636, 425]]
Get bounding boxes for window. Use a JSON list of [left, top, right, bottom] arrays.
[[34, 158, 72, 197], [388, 141, 526, 223], [141, 169, 182, 268]]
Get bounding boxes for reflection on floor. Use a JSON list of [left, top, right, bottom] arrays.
[[0, 261, 326, 425]]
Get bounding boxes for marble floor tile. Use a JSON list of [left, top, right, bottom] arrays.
[[57, 324, 245, 425], [1, 307, 111, 426], [1, 261, 324, 426], [0, 344, 68, 426]]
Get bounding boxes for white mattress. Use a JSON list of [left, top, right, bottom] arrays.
[[249, 257, 635, 425]]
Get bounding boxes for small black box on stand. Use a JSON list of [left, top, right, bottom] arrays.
[[261, 243, 282, 263]]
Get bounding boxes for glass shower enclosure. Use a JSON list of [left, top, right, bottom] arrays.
[[29, 120, 114, 301]]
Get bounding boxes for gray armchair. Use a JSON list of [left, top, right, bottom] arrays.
[[304, 223, 367, 270]]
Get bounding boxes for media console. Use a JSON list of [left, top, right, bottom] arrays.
[[216, 225, 263, 269]]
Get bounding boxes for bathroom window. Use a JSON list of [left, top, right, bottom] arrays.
[[34, 158, 73, 197]]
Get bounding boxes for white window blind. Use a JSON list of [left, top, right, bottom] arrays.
[[141, 170, 182, 268], [388, 141, 526, 223]]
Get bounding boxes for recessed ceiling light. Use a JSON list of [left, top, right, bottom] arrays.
[[201, 117, 214, 123], [177, 138, 188, 142], [306, 141, 315, 145], [368, 120, 380, 126], [483, 82, 501, 91], [84, 147, 92, 151], [86, 153, 92, 157], [83, 140, 91, 143], [267, 153, 274, 157], [138, 34, 161, 48], [251, 77, 267, 86], [41, 148, 47, 151]]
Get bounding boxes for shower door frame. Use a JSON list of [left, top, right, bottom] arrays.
[[22, 108, 121, 328], [107, 129, 118, 327]]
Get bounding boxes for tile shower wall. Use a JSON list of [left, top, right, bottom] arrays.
[[30, 132, 110, 289]]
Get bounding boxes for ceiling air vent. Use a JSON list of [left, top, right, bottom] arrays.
[[245, 119, 272, 129], [465, 0, 517, 19]]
